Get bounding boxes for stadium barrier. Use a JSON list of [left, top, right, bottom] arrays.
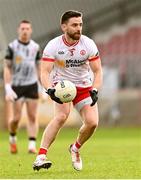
[[12, 89, 141, 128], [0, 84, 141, 129]]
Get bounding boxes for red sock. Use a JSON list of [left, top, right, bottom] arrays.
[[75, 141, 81, 149], [72, 141, 81, 152], [38, 147, 47, 155]]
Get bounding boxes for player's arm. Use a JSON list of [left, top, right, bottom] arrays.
[[4, 59, 12, 84], [89, 56, 103, 106], [36, 62, 41, 83], [35, 47, 49, 101], [4, 46, 13, 84], [3, 46, 17, 101], [40, 60, 63, 104], [41, 40, 63, 104], [4, 59, 17, 101], [89, 56, 103, 91], [40, 60, 54, 90], [35, 48, 42, 82]]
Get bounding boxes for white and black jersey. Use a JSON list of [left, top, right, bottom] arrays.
[[5, 39, 41, 86]]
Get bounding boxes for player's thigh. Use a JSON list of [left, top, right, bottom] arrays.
[[54, 102, 71, 119], [25, 99, 38, 118], [80, 104, 99, 125]]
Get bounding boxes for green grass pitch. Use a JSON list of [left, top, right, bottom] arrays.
[[0, 127, 140, 179]]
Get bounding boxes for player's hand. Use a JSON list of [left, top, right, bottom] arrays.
[[38, 83, 48, 103], [41, 90, 48, 102], [5, 84, 17, 101], [46, 88, 63, 104], [89, 88, 98, 106]]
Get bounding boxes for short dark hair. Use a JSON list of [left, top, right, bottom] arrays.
[[61, 10, 82, 24], [19, 20, 31, 26]]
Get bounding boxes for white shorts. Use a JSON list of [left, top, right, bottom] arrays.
[[72, 86, 92, 111]]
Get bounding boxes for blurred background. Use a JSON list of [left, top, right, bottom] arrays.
[[0, 0, 141, 129]]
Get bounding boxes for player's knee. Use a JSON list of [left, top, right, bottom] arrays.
[[28, 114, 36, 123], [9, 118, 19, 126], [56, 113, 68, 126], [14, 113, 21, 123], [86, 120, 98, 129]]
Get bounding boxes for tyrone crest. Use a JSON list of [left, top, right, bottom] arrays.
[[80, 49, 86, 55]]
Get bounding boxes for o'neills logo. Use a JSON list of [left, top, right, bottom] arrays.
[[63, 93, 71, 98], [58, 51, 64, 55]]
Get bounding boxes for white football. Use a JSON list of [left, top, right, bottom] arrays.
[[55, 80, 77, 103]]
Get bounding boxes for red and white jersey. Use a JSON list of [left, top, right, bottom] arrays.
[[42, 34, 99, 87]]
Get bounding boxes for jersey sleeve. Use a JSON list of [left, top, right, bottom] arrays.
[[35, 46, 42, 63], [5, 45, 13, 60], [87, 40, 100, 62], [42, 40, 56, 62]]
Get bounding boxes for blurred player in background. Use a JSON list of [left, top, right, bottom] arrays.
[[33, 10, 103, 171], [4, 20, 41, 154]]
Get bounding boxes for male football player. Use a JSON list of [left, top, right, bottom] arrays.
[[33, 10, 103, 171], [4, 20, 41, 154]]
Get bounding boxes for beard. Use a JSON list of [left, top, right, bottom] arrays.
[[67, 31, 81, 40], [21, 33, 28, 39], [20, 33, 30, 41]]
